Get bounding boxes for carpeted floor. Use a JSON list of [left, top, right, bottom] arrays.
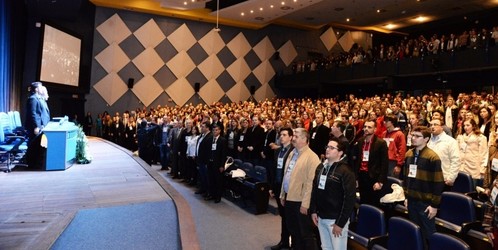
[[51, 200, 179, 250]]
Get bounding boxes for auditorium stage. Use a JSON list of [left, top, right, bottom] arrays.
[[0, 137, 198, 250]]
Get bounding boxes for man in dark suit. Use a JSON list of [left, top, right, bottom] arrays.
[[169, 120, 184, 179], [261, 118, 277, 170], [269, 127, 294, 250], [245, 116, 265, 164], [353, 119, 389, 208], [195, 121, 213, 196], [25, 81, 50, 169], [309, 112, 331, 160], [206, 124, 227, 203]]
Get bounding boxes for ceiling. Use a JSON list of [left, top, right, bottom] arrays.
[[89, 0, 498, 33]]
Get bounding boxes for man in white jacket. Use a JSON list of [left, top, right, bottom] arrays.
[[427, 118, 461, 191]]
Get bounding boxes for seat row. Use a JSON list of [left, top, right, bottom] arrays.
[[0, 111, 27, 172], [224, 159, 270, 215]]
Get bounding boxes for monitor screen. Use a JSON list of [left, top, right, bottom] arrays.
[[39, 24, 81, 87]]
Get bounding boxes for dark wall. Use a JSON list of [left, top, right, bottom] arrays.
[[19, 0, 95, 121]]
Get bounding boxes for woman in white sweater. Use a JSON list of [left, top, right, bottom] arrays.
[[456, 118, 489, 187]]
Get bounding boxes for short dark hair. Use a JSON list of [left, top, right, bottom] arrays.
[[333, 120, 346, 132], [329, 137, 347, 153], [384, 114, 398, 127], [413, 126, 431, 139], [280, 127, 293, 137], [202, 121, 212, 130]]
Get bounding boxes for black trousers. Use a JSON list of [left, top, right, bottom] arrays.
[[358, 171, 382, 208], [207, 162, 224, 200], [274, 188, 291, 246], [284, 200, 317, 250]]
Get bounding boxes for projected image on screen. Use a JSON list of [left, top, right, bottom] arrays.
[[40, 24, 81, 87]]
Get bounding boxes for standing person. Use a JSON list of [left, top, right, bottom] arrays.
[[310, 138, 356, 250], [261, 118, 276, 170], [404, 126, 445, 247], [269, 127, 294, 250], [185, 125, 200, 186], [246, 116, 265, 164], [205, 124, 227, 203], [381, 115, 407, 178], [427, 118, 461, 192], [195, 122, 213, 196], [136, 120, 157, 165], [25, 81, 50, 169], [157, 116, 171, 171], [95, 113, 103, 137], [309, 112, 331, 160], [353, 119, 389, 208], [456, 119, 489, 187], [169, 120, 184, 179], [83, 112, 93, 136], [280, 128, 321, 250]]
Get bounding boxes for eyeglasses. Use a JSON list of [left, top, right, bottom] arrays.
[[325, 145, 339, 151]]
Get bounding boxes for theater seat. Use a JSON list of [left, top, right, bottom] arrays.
[[452, 172, 474, 194], [464, 229, 493, 250], [348, 204, 386, 249], [436, 191, 481, 236], [371, 217, 424, 250], [429, 232, 470, 250]]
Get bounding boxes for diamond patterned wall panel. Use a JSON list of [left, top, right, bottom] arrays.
[[216, 71, 236, 92], [154, 65, 176, 89], [253, 60, 276, 84], [254, 83, 275, 102], [198, 54, 225, 80], [226, 58, 251, 83], [118, 62, 143, 85], [96, 13, 131, 45], [227, 32, 252, 59], [131, 75, 163, 107], [320, 27, 338, 52], [253, 36, 275, 61], [134, 19, 166, 48], [198, 29, 225, 55], [166, 78, 195, 107], [244, 50, 262, 71], [226, 81, 251, 103], [167, 23, 197, 52], [166, 50, 196, 78], [199, 79, 225, 105], [95, 43, 131, 74], [187, 43, 209, 65], [339, 31, 354, 52], [120, 35, 145, 61], [244, 73, 261, 91], [132, 47, 164, 76], [93, 72, 129, 106], [278, 40, 298, 67]]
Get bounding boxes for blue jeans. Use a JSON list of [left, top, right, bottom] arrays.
[[318, 217, 349, 250], [160, 144, 170, 169]]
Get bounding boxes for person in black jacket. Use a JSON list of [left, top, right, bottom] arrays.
[[269, 127, 294, 250], [310, 137, 356, 250], [195, 121, 213, 196], [352, 119, 389, 208], [205, 124, 227, 203], [309, 112, 331, 160]]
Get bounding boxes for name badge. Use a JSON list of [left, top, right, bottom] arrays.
[[408, 164, 418, 178], [362, 150, 369, 161], [212, 143, 217, 150], [312, 132, 316, 140], [239, 135, 244, 141], [318, 175, 327, 190], [163, 127, 168, 132], [277, 158, 284, 169], [492, 159, 498, 172]]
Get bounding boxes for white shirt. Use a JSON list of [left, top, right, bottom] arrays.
[[428, 132, 461, 183]]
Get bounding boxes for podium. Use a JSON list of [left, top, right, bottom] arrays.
[[43, 120, 78, 171]]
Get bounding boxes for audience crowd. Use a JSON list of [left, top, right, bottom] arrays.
[[83, 88, 498, 249], [291, 25, 498, 73]]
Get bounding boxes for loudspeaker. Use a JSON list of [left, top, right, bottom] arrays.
[[127, 78, 134, 89], [273, 52, 280, 60], [250, 85, 256, 95], [194, 82, 200, 93]]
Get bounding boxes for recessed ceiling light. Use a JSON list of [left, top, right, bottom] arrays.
[[260, 7, 263, 11], [346, 18, 350, 22], [241, 12, 245, 16], [385, 24, 396, 29], [281, 1, 285, 5], [415, 16, 427, 22], [250, 10, 254, 13], [183, 1, 187, 5], [270, 5, 274, 8], [377, 9, 386, 13]]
